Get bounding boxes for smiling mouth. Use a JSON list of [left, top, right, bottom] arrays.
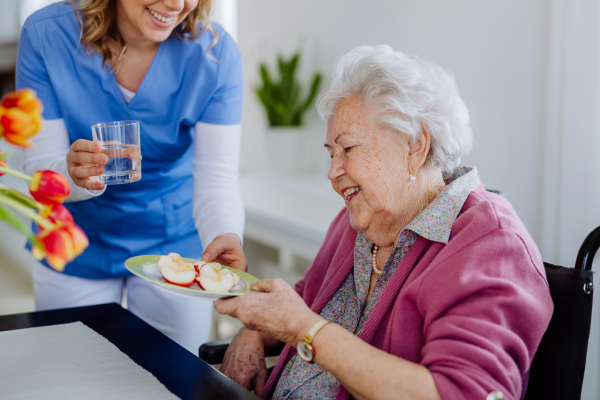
[[343, 186, 361, 202], [146, 8, 175, 24]]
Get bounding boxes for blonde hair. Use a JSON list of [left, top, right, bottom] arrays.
[[71, 0, 217, 67]]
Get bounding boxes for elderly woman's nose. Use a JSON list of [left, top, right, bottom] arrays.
[[328, 155, 344, 181]]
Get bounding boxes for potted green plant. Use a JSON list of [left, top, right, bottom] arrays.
[[256, 52, 321, 176]]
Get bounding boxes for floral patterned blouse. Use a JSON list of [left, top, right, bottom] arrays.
[[272, 167, 481, 400]]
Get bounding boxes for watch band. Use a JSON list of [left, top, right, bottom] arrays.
[[304, 319, 329, 345]]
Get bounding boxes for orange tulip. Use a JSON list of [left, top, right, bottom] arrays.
[[32, 223, 89, 271], [0, 89, 43, 148], [0, 149, 7, 176], [38, 204, 74, 228], [29, 170, 70, 206], [63, 223, 89, 255]]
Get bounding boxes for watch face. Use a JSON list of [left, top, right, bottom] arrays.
[[297, 342, 314, 363]]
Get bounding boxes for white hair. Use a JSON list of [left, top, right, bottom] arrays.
[[317, 45, 473, 175]]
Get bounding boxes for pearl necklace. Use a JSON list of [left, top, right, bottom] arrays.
[[372, 245, 382, 274]]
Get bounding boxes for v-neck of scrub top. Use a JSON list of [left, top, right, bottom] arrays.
[[117, 83, 135, 104], [110, 42, 165, 109]]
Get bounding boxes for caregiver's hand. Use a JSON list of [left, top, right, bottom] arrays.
[[214, 279, 322, 346], [220, 327, 272, 395], [201, 233, 248, 272], [67, 139, 108, 190]]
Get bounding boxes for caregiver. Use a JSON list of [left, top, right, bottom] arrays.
[[16, 0, 245, 353]]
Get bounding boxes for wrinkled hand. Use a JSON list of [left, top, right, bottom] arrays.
[[201, 233, 247, 272], [220, 328, 269, 395], [214, 279, 321, 346], [66, 139, 107, 190]]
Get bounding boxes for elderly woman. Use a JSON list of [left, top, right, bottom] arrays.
[[215, 45, 553, 400]]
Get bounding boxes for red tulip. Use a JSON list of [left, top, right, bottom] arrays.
[[63, 223, 88, 256], [0, 89, 43, 148], [33, 222, 89, 271], [29, 170, 70, 206], [38, 204, 74, 229]]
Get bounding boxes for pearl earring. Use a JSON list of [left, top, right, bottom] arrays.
[[410, 175, 416, 182]]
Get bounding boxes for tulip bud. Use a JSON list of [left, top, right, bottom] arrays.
[[0, 89, 43, 148], [29, 170, 70, 206], [38, 204, 74, 229], [33, 227, 74, 271], [63, 223, 89, 256], [32, 222, 88, 271]]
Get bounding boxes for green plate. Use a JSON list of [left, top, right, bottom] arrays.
[[125, 255, 259, 299]]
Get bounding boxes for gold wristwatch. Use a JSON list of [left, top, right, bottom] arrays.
[[297, 319, 329, 363]]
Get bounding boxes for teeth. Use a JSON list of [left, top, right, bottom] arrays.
[[148, 8, 174, 23], [343, 186, 361, 200]]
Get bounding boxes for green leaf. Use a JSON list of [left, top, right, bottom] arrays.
[[0, 187, 39, 209], [0, 202, 42, 250], [0, 153, 11, 162], [257, 51, 319, 127], [301, 73, 322, 114], [259, 64, 273, 91]]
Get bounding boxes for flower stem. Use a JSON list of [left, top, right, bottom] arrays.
[[0, 167, 33, 182], [0, 183, 44, 210], [0, 194, 54, 230]]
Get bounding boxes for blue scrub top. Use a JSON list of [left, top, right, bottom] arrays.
[[16, 3, 243, 279]]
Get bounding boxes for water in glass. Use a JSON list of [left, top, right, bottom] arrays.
[[100, 143, 141, 184]]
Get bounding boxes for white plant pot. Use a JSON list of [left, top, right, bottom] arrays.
[[265, 126, 303, 177]]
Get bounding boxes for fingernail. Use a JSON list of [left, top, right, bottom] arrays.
[[95, 167, 103, 174], [96, 183, 103, 190], [94, 144, 101, 152], [98, 155, 108, 163], [201, 253, 210, 261]]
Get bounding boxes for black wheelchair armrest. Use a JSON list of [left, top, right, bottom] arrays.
[[199, 338, 233, 364], [199, 339, 286, 364]]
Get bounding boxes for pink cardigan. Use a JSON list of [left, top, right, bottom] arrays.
[[261, 185, 553, 400]]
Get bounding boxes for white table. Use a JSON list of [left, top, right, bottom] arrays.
[[240, 171, 345, 266]]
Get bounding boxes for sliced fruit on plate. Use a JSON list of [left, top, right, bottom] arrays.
[[196, 262, 241, 292], [199, 262, 221, 279], [193, 261, 207, 274], [167, 253, 183, 263], [157, 254, 196, 287], [217, 268, 241, 286], [197, 272, 234, 292]]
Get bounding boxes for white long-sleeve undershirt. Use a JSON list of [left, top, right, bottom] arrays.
[[23, 118, 245, 248]]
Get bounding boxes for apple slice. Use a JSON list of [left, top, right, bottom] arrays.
[[158, 253, 196, 287], [197, 273, 235, 292], [205, 262, 222, 271], [199, 263, 220, 279], [167, 252, 183, 264], [160, 268, 196, 287], [217, 268, 241, 286], [158, 255, 177, 270], [231, 271, 241, 286], [193, 261, 207, 274], [159, 268, 196, 285]]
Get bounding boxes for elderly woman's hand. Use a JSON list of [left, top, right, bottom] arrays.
[[214, 279, 321, 346], [220, 327, 270, 395]]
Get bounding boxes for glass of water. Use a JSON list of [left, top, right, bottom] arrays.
[[91, 120, 141, 185]]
